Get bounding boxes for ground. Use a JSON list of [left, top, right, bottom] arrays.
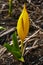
[[0, 0, 43, 65]]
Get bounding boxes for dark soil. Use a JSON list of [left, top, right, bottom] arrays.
[[0, 0, 43, 65]]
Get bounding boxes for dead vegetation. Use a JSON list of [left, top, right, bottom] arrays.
[[0, 0, 43, 65]]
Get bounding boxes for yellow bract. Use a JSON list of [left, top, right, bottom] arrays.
[[17, 4, 30, 41]]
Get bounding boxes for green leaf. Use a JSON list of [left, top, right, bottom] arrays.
[[19, 56, 24, 62], [4, 32, 24, 62], [4, 43, 21, 58], [4, 43, 12, 52], [9, 0, 12, 16], [0, 26, 5, 30], [12, 50, 21, 58], [12, 32, 20, 51]]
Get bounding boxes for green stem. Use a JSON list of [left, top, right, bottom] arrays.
[[9, 0, 12, 16], [21, 41, 24, 56]]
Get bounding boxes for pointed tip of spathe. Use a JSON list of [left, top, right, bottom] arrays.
[[23, 3, 27, 12], [23, 3, 26, 8]]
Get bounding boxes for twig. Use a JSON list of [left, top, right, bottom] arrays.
[[25, 44, 43, 55], [24, 29, 40, 43], [26, 44, 43, 50], [30, 19, 40, 29], [0, 47, 7, 57], [22, 38, 36, 56], [32, 39, 39, 46], [0, 27, 16, 37], [19, 38, 35, 48]]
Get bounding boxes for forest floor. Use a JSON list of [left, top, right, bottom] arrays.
[[0, 0, 43, 65]]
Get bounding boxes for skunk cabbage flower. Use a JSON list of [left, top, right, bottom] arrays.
[[17, 4, 30, 41]]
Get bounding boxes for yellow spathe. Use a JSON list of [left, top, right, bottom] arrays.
[[17, 4, 30, 41]]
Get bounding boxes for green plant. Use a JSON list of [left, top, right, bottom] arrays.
[[4, 4, 30, 62], [9, 0, 12, 16], [4, 32, 24, 62], [0, 26, 5, 30], [17, 4, 30, 53]]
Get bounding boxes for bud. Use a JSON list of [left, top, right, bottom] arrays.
[[17, 4, 30, 41]]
